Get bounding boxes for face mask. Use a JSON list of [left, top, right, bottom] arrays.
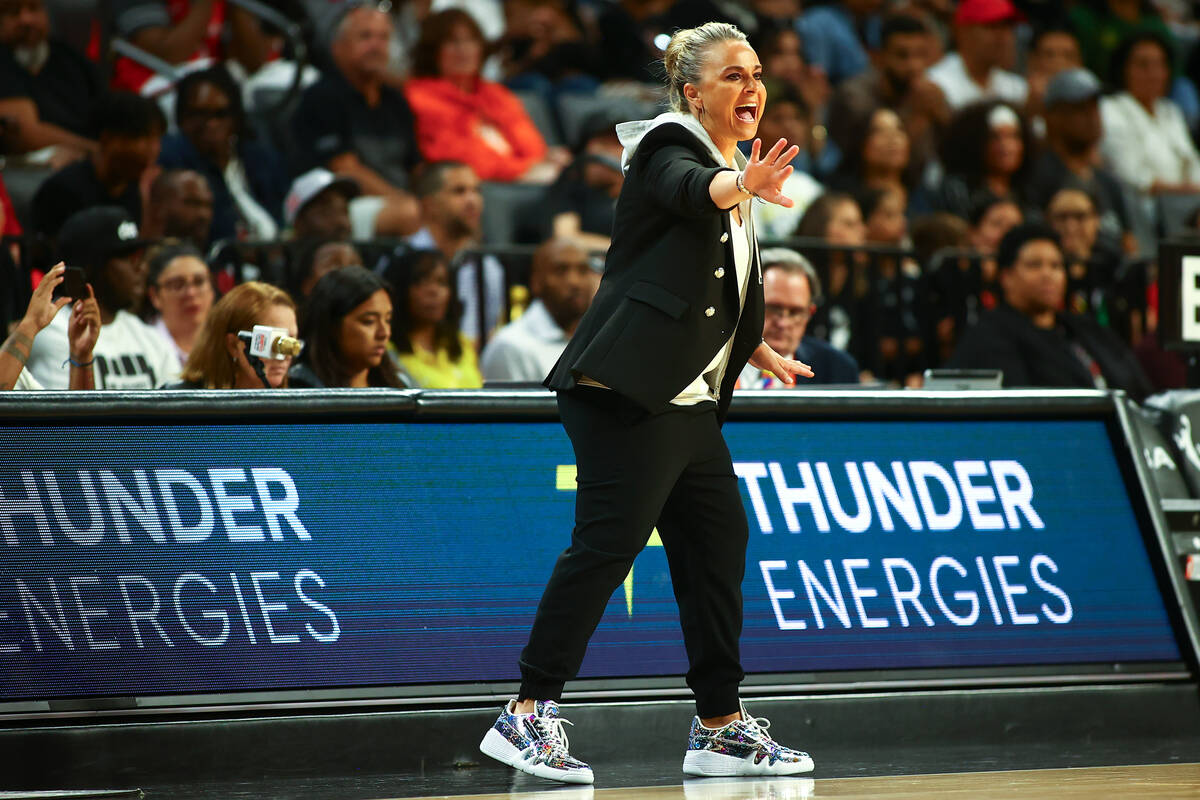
[[13, 41, 48, 72]]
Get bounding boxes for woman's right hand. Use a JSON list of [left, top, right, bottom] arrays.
[[742, 138, 802, 207]]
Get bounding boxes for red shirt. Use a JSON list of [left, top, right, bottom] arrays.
[[405, 76, 547, 182]]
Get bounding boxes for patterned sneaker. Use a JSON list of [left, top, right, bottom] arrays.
[[682, 703, 814, 777], [479, 699, 595, 784]]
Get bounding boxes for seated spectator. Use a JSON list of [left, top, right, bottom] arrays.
[[1099, 31, 1200, 197], [288, 239, 363, 301], [543, 112, 623, 251], [946, 222, 1152, 400], [480, 237, 593, 382], [827, 107, 926, 215], [32, 91, 164, 242], [106, 0, 269, 92], [967, 193, 1023, 256], [384, 161, 505, 344], [860, 186, 908, 246], [1, 262, 99, 390], [738, 249, 858, 388], [285, 168, 358, 241], [747, 85, 823, 240], [1024, 24, 1083, 123], [499, 0, 601, 95], [291, 4, 421, 238], [926, 0, 1026, 110], [796, 0, 881, 85], [382, 247, 482, 388], [593, 0, 673, 85], [404, 9, 568, 184], [173, 281, 297, 389], [755, 24, 830, 158], [1025, 68, 1133, 250], [828, 14, 949, 182], [0, 0, 99, 159], [1069, 0, 1176, 83], [794, 191, 866, 354], [25, 207, 179, 389], [934, 101, 1031, 213], [159, 66, 287, 242], [1045, 186, 1135, 335], [290, 265, 410, 388], [144, 242, 214, 367], [142, 169, 214, 248]]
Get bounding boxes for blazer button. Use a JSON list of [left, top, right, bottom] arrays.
[[714, 267, 725, 278], [705, 306, 716, 317], [720, 232, 729, 243]]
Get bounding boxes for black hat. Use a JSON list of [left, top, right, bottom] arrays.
[[57, 206, 154, 273]]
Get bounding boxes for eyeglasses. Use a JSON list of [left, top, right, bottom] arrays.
[[765, 303, 811, 321], [157, 274, 212, 293]]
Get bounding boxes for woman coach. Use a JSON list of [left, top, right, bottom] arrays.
[[479, 22, 815, 783]]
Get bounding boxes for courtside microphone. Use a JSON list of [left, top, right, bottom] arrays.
[[238, 325, 304, 360]]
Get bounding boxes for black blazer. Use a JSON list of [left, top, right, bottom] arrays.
[[544, 122, 765, 422], [946, 303, 1153, 401]]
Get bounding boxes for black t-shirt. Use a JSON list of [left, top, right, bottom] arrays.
[[290, 71, 420, 189], [32, 159, 142, 241], [1025, 151, 1131, 239], [0, 40, 101, 138], [543, 155, 618, 240]]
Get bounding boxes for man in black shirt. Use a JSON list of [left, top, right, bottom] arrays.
[[1024, 68, 1133, 252], [290, 4, 419, 236], [947, 222, 1151, 400], [0, 0, 99, 157], [31, 91, 164, 244]]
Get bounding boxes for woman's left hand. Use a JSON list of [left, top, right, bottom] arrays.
[[742, 138, 801, 207], [748, 340, 814, 386]]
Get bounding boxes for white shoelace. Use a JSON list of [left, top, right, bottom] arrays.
[[738, 702, 775, 743], [528, 713, 575, 760]]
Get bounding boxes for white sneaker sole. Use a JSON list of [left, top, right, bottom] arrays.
[[479, 727, 595, 784], [682, 748, 815, 777]]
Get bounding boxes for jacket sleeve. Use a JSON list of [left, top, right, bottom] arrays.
[[638, 141, 733, 219]]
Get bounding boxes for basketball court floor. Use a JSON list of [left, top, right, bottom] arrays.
[[412, 764, 1200, 800]]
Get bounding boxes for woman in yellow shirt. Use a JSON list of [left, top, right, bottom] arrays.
[[386, 248, 483, 388]]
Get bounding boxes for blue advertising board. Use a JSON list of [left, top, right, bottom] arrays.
[[0, 415, 1183, 701]]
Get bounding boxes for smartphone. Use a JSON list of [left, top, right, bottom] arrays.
[[52, 267, 87, 301]]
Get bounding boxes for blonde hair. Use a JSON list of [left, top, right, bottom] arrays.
[[181, 281, 297, 389], [663, 22, 749, 113]]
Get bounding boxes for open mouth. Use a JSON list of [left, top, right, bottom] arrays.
[[735, 104, 758, 123]]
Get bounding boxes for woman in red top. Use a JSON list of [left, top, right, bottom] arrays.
[[404, 10, 568, 183]]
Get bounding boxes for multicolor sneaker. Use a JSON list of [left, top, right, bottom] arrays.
[[682, 703, 814, 777], [479, 699, 595, 784]]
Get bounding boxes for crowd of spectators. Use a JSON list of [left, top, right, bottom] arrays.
[[3, 0, 1200, 398]]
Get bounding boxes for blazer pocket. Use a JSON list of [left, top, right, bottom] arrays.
[[626, 280, 689, 321]]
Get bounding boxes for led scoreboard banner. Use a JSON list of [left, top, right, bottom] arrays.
[[0, 389, 1195, 714]]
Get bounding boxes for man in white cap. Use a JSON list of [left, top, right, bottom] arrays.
[[285, 168, 360, 241]]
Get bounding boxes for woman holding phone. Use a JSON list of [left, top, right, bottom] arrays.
[[478, 22, 815, 784]]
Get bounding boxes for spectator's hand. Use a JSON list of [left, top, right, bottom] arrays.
[[743, 138, 801, 207], [908, 78, 948, 121], [749, 340, 814, 386], [68, 284, 100, 363], [22, 262, 72, 333]]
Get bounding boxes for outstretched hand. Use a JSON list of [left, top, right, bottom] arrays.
[[748, 340, 814, 386], [742, 138, 801, 207]]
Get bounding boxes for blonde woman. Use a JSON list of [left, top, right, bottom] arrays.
[[478, 22, 814, 783], [172, 282, 298, 389]]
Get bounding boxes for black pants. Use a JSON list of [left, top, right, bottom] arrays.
[[518, 387, 749, 718]]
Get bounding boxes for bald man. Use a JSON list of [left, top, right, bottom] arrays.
[[142, 168, 213, 246], [480, 238, 597, 383]]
